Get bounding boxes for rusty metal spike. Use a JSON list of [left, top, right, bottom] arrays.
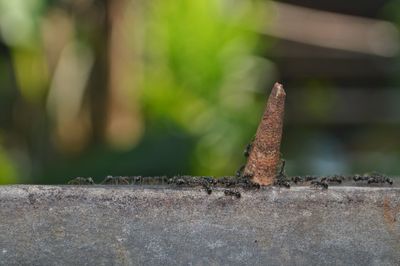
[[243, 82, 286, 186]]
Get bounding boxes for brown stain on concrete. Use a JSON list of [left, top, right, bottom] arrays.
[[383, 197, 399, 229], [382, 196, 400, 252], [383, 196, 400, 254], [114, 238, 131, 266], [52, 226, 66, 239]]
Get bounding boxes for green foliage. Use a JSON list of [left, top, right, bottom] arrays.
[[0, 0, 45, 47], [0, 0, 272, 182], [140, 0, 269, 175], [0, 144, 18, 184]]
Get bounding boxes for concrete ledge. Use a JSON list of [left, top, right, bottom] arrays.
[[0, 185, 399, 265]]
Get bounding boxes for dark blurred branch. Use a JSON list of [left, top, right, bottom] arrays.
[[86, 0, 111, 145]]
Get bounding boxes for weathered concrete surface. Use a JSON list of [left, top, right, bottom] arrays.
[[0, 185, 399, 265]]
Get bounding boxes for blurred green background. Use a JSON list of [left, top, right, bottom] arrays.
[[1, 0, 400, 184]]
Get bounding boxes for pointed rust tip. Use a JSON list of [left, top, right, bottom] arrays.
[[272, 82, 286, 99], [243, 82, 286, 186]]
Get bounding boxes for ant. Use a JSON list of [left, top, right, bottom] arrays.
[[311, 179, 329, 189], [244, 142, 253, 158], [68, 177, 94, 185], [101, 176, 130, 185], [224, 189, 241, 198], [274, 159, 291, 188], [235, 165, 245, 177]]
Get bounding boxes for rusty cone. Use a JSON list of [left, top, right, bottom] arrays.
[[243, 82, 286, 186]]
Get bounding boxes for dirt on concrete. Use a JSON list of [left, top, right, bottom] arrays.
[[67, 171, 396, 196]]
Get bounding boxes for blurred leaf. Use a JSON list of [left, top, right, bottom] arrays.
[[140, 0, 268, 175], [0, 144, 18, 184]]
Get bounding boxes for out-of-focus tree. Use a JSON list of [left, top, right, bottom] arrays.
[[0, 0, 273, 182], [139, 0, 273, 175]]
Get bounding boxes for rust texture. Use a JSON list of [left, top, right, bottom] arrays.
[[244, 82, 286, 186]]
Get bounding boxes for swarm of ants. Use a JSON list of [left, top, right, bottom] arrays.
[[353, 172, 393, 185], [67, 140, 395, 192]]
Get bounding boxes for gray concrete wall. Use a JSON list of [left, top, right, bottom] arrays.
[[0, 185, 399, 265]]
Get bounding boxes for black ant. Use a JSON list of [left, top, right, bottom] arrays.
[[224, 189, 241, 198], [274, 159, 290, 188], [235, 165, 245, 177], [68, 177, 94, 185], [244, 142, 253, 158], [101, 176, 130, 185], [311, 179, 329, 189]]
